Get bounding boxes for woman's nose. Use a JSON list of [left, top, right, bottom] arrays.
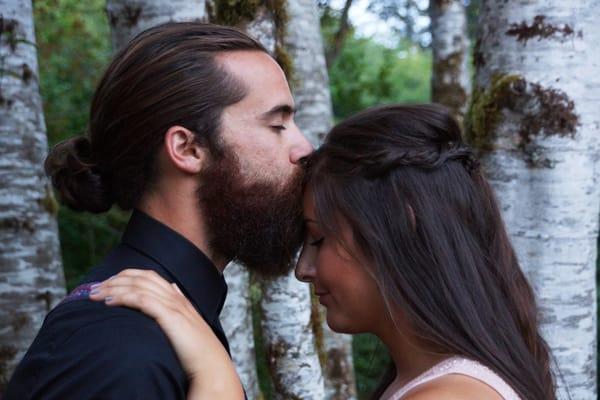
[[295, 250, 316, 283]]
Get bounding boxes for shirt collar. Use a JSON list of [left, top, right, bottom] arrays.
[[121, 209, 227, 324]]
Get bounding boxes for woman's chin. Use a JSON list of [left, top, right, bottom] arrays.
[[325, 312, 363, 334]]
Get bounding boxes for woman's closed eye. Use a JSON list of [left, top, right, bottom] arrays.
[[310, 237, 324, 247]]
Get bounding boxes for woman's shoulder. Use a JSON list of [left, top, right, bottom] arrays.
[[401, 374, 504, 400]]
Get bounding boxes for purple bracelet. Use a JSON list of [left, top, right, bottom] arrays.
[[59, 281, 102, 306]]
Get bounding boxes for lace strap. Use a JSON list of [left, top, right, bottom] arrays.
[[391, 357, 520, 400]]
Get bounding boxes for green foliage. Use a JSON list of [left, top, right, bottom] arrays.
[[57, 208, 130, 289], [466, 74, 522, 152], [212, 0, 263, 26], [353, 334, 392, 399], [212, 0, 293, 79], [250, 280, 272, 400], [34, 0, 125, 290], [328, 35, 431, 120], [35, 0, 111, 145]]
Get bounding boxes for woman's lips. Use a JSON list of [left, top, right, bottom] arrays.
[[315, 292, 331, 305]]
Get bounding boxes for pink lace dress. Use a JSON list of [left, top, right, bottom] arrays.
[[391, 357, 521, 400]]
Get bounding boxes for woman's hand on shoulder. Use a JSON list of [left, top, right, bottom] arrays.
[[89, 268, 244, 400]]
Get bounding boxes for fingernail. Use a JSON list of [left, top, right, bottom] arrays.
[[105, 296, 113, 303], [90, 283, 101, 290], [108, 275, 116, 280], [90, 288, 100, 296]]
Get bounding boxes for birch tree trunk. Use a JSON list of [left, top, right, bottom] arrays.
[[220, 262, 261, 399], [285, 0, 356, 398], [106, 0, 206, 51], [247, 8, 327, 400], [260, 273, 325, 399], [210, 4, 287, 399], [0, 0, 66, 389], [468, 1, 600, 398], [209, 2, 326, 398], [429, 0, 470, 124]]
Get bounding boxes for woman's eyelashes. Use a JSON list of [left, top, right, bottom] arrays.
[[310, 237, 324, 247]]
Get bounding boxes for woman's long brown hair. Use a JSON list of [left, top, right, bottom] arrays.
[[307, 104, 556, 399]]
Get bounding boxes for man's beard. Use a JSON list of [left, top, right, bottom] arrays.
[[199, 147, 305, 277]]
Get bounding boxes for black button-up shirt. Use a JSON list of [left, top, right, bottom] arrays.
[[5, 210, 229, 399]]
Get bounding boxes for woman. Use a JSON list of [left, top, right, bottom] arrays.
[[89, 104, 556, 399]]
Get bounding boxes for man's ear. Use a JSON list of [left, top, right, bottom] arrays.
[[164, 126, 206, 174]]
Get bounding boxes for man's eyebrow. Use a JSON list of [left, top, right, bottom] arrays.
[[261, 104, 296, 119]]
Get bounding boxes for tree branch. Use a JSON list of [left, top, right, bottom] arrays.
[[325, 0, 354, 68]]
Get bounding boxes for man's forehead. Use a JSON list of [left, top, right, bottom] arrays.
[[217, 51, 294, 114], [216, 50, 288, 85]]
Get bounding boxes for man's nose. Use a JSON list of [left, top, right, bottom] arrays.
[[289, 130, 314, 165]]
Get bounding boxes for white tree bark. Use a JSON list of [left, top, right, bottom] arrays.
[[0, 0, 66, 388], [106, 0, 206, 51], [285, 0, 333, 148], [429, 0, 470, 124], [471, 2, 600, 398], [245, 7, 276, 55], [209, 2, 326, 398], [285, 0, 356, 398], [260, 273, 325, 400], [220, 262, 261, 399]]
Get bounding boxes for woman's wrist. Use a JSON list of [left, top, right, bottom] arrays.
[[188, 366, 244, 400]]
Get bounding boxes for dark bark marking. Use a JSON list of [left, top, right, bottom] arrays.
[[22, 63, 33, 83], [0, 16, 19, 51], [506, 15, 576, 44], [467, 74, 579, 167], [0, 344, 18, 389], [213, 0, 294, 80], [265, 339, 302, 399], [36, 290, 54, 312], [10, 311, 31, 333], [517, 81, 579, 167], [107, 9, 119, 27], [0, 91, 12, 107], [123, 5, 143, 27], [107, 5, 142, 28], [473, 38, 485, 68], [432, 51, 467, 121], [0, 216, 36, 232], [433, 0, 453, 10]]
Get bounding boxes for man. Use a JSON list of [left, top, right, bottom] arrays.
[[5, 22, 312, 399]]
